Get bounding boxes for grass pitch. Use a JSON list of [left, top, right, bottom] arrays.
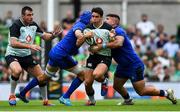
[[0, 99, 179, 111]]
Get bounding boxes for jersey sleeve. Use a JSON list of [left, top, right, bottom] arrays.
[[72, 22, 85, 32], [9, 23, 20, 38], [34, 22, 43, 34]]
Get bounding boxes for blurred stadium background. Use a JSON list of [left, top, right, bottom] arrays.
[[0, 0, 180, 102]]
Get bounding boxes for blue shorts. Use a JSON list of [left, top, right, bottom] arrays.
[[48, 48, 77, 69], [114, 63, 145, 82]]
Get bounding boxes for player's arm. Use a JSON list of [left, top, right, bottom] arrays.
[[106, 35, 124, 48], [10, 38, 41, 51], [35, 22, 63, 41], [89, 35, 124, 53], [75, 29, 93, 47], [9, 22, 41, 51], [41, 25, 63, 40]]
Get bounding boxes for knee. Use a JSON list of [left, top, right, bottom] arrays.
[[13, 68, 22, 76], [93, 72, 102, 80], [85, 80, 93, 87]]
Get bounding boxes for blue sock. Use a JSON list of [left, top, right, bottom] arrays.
[[159, 90, 165, 96], [63, 77, 83, 98], [20, 78, 39, 97]]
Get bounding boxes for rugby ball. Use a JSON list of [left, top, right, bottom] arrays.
[[83, 28, 95, 45]]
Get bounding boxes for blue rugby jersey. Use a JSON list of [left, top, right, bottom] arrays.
[[50, 11, 92, 56], [112, 26, 143, 67]]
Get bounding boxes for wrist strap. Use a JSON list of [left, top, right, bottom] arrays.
[[102, 42, 107, 49]]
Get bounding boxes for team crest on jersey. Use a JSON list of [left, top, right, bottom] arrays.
[[26, 35, 32, 42], [96, 38, 103, 44]]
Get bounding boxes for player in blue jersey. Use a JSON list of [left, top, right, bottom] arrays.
[[59, 7, 115, 106], [16, 11, 93, 105], [90, 14, 177, 105]]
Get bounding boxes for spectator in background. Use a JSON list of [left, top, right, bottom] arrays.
[[156, 24, 167, 37], [40, 20, 47, 32], [3, 10, 14, 27], [0, 35, 6, 64], [140, 35, 148, 54], [145, 46, 155, 60], [151, 57, 164, 82], [156, 33, 168, 48], [62, 10, 75, 37], [172, 62, 180, 81], [175, 50, 180, 63], [147, 30, 157, 51], [0, 65, 10, 82], [0, 18, 3, 24], [163, 35, 179, 58], [130, 28, 142, 49], [126, 25, 135, 39], [136, 14, 155, 36]]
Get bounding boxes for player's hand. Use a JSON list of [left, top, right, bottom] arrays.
[[109, 29, 116, 41], [88, 45, 101, 53], [29, 44, 41, 51], [84, 31, 94, 38], [52, 25, 63, 37]]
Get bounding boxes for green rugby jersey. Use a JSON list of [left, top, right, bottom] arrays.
[[86, 22, 112, 56], [5, 19, 43, 57]]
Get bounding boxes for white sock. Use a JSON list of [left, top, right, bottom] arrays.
[[40, 85, 48, 100], [10, 77, 18, 95], [164, 90, 168, 97], [88, 95, 95, 103]]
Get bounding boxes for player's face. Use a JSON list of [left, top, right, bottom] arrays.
[[91, 12, 102, 24], [105, 16, 114, 26], [22, 10, 33, 24]]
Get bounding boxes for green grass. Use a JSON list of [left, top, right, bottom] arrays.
[[0, 99, 179, 111]]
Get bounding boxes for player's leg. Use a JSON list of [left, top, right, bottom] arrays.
[[84, 69, 96, 105], [113, 66, 134, 105], [59, 56, 84, 106], [5, 55, 23, 106], [17, 59, 58, 104], [93, 63, 108, 82], [26, 64, 54, 106], [132, 65, 177, 104], [93, 63, 109, 96], [113, 76, 133, 105]]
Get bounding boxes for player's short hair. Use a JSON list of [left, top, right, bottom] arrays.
[[106, 14, 120, 21], [21, 6, 33, 15], [91, 7, 103, 17]]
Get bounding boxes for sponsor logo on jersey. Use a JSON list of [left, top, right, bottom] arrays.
[[26, 35, 32, 42], [96, 38, 103, 44], [87, 63, 92, 67]]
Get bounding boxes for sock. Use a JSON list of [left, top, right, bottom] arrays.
[[160, 90, 168, 97], [87, 88, 95, 103], [10, 75, 18, 95], [88, 95, 96, 103], [40, 85, 48, 100], [63, 77, 83, 98], [20, 78, 39, 97], [122, 93, 130, 100]]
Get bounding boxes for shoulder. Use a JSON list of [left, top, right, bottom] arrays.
[[11, 19, 22, 27], [30, 21, 39, 26], [115, 26, 125, 33]]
